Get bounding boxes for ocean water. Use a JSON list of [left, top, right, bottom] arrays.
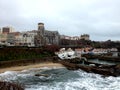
[[88, 59, 119, 65], [0, 67, 120, 90]]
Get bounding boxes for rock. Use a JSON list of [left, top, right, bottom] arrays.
[[60, 60, 120, 77], [35, 74, 49, 77], [0, 81, 24, 90], [113, 64, 120, 76], [89, 64, 96, 66]]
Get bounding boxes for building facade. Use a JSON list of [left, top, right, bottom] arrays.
[[2, 26, 14, 34], [80, 34, 90, 40], [0, 33, 7, 44], [20, 31, 37, 46], [35, 23, 60, 46], [7, 31, 37, 46]]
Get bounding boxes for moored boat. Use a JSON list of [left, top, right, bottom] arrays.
[[55, 48, 78, 60]]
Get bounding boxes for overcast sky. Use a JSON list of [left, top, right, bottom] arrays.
[[0, 0, 120, 41]]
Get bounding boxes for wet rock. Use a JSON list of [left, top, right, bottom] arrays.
[[35, 74, 49, 77], [60, 60, 120, 77], [0, 81, 24, 90], [113, 64, 120, 76]]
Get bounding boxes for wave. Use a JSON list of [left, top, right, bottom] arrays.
[[0, 68, 120, 90], [0, 67, 65, 81]]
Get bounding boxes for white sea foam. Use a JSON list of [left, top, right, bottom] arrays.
[[1, 68, 120, 90], [0, 71, 18, 81], [25, 69, 120, 90], [26, 76, 120, 90], [40, 66, 65, 70], [0, 67, 64, 81]]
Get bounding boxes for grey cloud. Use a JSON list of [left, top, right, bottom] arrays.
[[0, 0, 120, 41]]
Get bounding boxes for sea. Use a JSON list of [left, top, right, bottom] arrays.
[[0, 65, 120, 90]]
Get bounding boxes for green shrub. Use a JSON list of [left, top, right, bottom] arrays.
[[0, 47, 53, 61]]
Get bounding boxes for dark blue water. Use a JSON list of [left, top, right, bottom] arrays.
[[0, 67, 120, 90], [88, 59, 119, 65]]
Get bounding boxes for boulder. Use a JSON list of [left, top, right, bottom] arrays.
[[0, 81, 24, 90], [35, 74, 49, 77], [60, 60, 120, 77]]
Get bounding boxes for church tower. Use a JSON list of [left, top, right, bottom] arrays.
[[35, 23, 45, 46], [38, 23, 45, 36]]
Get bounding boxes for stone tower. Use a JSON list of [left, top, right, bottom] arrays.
[[35, 23, 45, 46], [34, 22, 60, 46], [38, 23, 45, 36]]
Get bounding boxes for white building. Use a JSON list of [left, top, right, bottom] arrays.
[[7, 30, 37, 46], [60, 34, 89, 40], [20, 31, 37, 46], [80, 34, 90, 40]]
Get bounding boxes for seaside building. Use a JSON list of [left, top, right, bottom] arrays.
[[5, 23, 60, 47], [35, 23, 60, 46], [60, 35, 80, 40], [7, 32, 21, 46], [80, 34, 90, 40], [7, 31, 37, 46], [71, 36, 80, 40], [0, 26, 14, 45], [0, 23, 90, 47], [60, 35, 71, 40], [60, 34, 90, 41], [2, 26, 14, 34], [0, 33, 7, 44], [20, 31, 37, 46]]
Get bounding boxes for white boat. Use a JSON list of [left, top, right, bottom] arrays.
[[55, 48, 76, 60]]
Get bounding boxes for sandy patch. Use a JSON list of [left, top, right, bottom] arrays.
[[0, 62, 64, 73]]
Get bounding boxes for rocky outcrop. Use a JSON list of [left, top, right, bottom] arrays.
[[0, 81, 24, 90], [35, 74, 49, 77], [60, 60, 120, 77]]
